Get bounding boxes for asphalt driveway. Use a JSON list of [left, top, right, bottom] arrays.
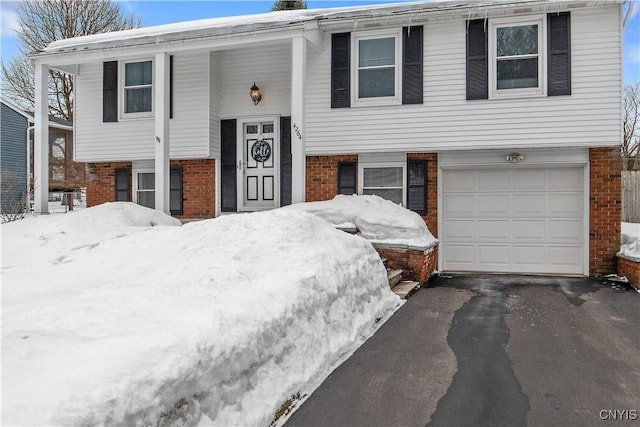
[[286, 274, 639, 427]]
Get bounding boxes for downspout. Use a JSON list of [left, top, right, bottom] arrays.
[[26, 124, 34, 209]]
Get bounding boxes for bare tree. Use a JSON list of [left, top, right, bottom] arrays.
[[1, 0, 140, 121], [623, 81, 640, 170], [271, 1, 307, 12], [0, 171, 30, 223]]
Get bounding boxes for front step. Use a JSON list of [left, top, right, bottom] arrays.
[[387, 269, 403, 289], [393, 281, 420, 299]]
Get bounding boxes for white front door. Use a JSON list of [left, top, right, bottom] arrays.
[[238, 119, 278, 211]]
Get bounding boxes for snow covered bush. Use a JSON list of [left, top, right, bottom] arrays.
[[2, 202, 400, 426]]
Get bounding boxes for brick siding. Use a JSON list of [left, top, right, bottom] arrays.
[[305, 155, 358, 202], [589, 147, 622, 275], [86, 159, 216, 220]]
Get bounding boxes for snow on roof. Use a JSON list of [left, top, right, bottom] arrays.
[[40, 0, 572, 55]]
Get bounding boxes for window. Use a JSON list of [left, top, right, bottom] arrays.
[[360, 165, 405, 205], [352, 30, 401, 105], [124, 60, 152, 114], [134, 168, 183, 214], [490, 17, 544, 97]]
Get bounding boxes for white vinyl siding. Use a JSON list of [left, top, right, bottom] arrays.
[[74, 51, 210, 162], [305, 5, 621, 154]]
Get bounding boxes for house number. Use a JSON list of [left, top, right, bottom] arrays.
[[293, 123, 302, 140]]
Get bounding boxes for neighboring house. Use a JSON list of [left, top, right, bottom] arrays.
[[1, 99, 30, 214], [29, 0, 623, 276], [0, 99, 84, 214]]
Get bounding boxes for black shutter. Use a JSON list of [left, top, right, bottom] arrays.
[[170, 167, 183, 215], [337, 162, 357, 195], [548, 12, 571, 96], [402, 26, 423, 105], [407, 160, 427, 215], [280, 116, 292, 206], [170, 55, 174, 118], [331, 32, 351, 108], [114, 168, 130, 201], [220, 119, 237, 212], [466, 20, 488, 100], [103, 61, 118, 122]]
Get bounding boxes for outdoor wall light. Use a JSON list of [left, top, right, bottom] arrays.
[[506, 153, 525, 163], [250, 82, 262, 105]]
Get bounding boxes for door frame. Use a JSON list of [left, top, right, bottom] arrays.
[[236, 116, 280, 211]]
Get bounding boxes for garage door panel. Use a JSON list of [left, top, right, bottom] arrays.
[[513, 194, 546, 216], [512, 220, 546, 239], [477, 170, 509, 190], [444, 220, 474, 239], [477, 195, 510, 216], [477, 220, 509, 239], [444, 194, 475, 216], [549, 168, 583, 190], [512, 169, 545, 190], [442, 165, 585, 275], [548, 220, 583, 241], [443, 170, 475, 191], [548, 194, 583, 216], [512, 246, 546, 265], [478, 245, 509, 264]]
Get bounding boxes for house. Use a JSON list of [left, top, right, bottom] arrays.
[[1, 99, 30, 214], [29, 0, 623, 276]]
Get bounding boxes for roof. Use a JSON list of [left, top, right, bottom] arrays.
[[1, 98, 73, 130], [34, 0, 619, 59]]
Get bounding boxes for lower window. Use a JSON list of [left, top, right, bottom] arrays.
[[134, 168, 183, 215], [361, 165, 405, 205]]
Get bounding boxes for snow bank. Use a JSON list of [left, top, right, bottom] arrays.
[[286, 195, 438, 249], [2, 203, 400, 426]]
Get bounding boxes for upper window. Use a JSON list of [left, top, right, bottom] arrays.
[[352, 30, 401, 106], [490, 17, 544, 98], [124, 60, 152, 114]]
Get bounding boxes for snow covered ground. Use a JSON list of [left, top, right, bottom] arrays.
[[2, 202, 401, 426]]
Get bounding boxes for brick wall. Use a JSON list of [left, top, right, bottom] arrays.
[[86, 159, 216, 220], [617, 256, 640, 290], [305, 155, 358, 201], [408, 153, 438, 238], [374, 245, 439, 285], [589, 147, 622, 275]]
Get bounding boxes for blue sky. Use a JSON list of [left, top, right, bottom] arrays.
[[1, 0, 639, 84]]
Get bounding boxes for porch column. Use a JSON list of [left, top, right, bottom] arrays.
[[34, 62, 49, 214], [154, 52, 170, 214], [291, 36, 306, 204]]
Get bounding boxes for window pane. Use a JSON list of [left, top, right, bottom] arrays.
[[359, 68, 395, 98], [497, 58, 538, 89], [138, 173, 155, 190], [126, 87, 152, 113], [359, 38, 395, 67], [137, 191, 155, 209], [364, 167, 403, 187], [363, 188, 403, 205], [125, 61, 152, 86], [497, 25, 538, 57]]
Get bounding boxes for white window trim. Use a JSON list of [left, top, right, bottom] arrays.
[[351, 28, 402, 107], [120, 59, 154, 119], [358, 161, 406, 206], [489, 15, 546, 99], [133, 168, 155, 207]]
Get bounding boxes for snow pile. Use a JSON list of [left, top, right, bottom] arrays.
[[618, 222, 640, 260], [286, 195, 438, 249], [2, 203, 400, 426]]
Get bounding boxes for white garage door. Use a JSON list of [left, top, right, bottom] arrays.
[[441, 167, 585, 275]]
